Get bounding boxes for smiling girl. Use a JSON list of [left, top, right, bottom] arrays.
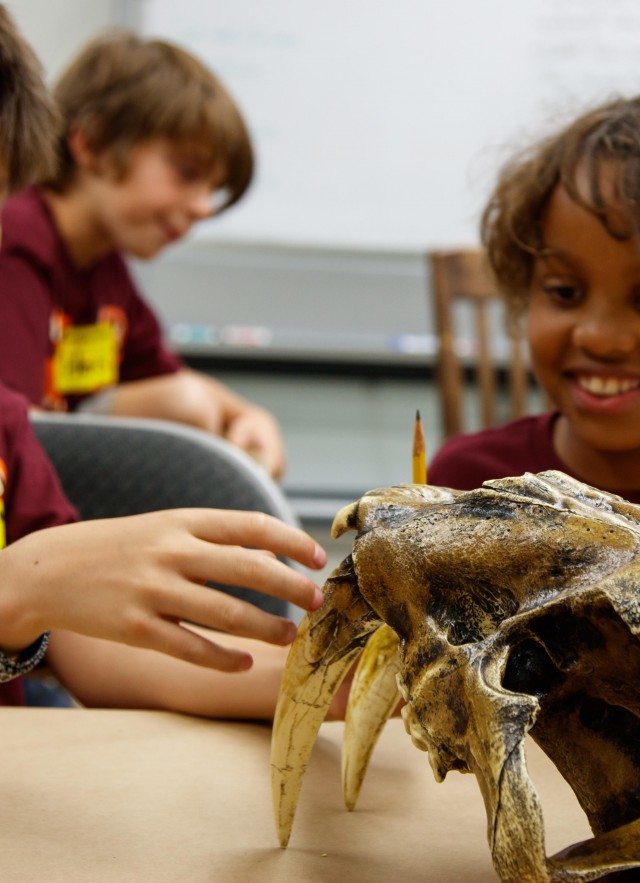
[[429, 96, 640, 502]]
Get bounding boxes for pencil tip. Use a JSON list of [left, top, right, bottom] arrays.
[[416, 409, 421, 421]]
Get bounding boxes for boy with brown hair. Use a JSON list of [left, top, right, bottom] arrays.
[[0, 29, 285, 478], [0, 6, 343, 719]]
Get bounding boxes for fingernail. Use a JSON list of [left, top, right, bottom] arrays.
[[283, 621, 298, 643], [309, 587, 324, 611], [312, 544, 327, 568]]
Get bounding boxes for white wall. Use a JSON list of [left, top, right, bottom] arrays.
[[135, 0, 640, 251], [17, 0, 640, 251], [6, 0, 122, 83]]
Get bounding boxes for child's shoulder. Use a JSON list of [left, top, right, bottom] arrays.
[[2, 186, 57, 262], [429, 412, 558, 491]]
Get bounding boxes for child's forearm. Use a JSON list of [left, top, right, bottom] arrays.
[[109, 368, 269, 429], [48, 628, 355, 721], [47, 629, 291, 719]]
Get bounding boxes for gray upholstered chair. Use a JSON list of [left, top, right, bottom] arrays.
[[30, 411, 300, 617]]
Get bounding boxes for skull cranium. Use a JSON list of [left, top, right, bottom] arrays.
[[271, 471, 640, 882]]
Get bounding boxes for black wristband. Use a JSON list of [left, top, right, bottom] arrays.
[[0, 632, 50, 682]]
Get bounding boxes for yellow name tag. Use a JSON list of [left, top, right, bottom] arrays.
[[52, 322, 119, 395]]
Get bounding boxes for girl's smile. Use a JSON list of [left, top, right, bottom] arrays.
[[568, 371, 640, 413], [573, 375, 640, 397], [528, 174, 640, 486]]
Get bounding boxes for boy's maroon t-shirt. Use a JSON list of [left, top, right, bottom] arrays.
[[428, 411, 640, 505], [0, 385, 78, 704], [0, 186, 182, 410]]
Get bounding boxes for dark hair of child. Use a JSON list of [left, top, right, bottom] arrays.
[[0, 5, 57, 191], [46, 30, 254, 212], [482, 97, 640, 316]]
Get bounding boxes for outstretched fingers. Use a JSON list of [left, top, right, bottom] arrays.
[[206, 544, 322, 609], [159, 576, 299, 649], [178, 511, 327, 613], [187, 509, 327, 571], [130, 615, 257, 672]]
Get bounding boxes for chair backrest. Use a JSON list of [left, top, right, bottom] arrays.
[[30, 412, 300, 617], [429, 248, 538, 439]]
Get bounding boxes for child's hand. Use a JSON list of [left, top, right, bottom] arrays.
[[108, 371, 287, 478], [224, 405, 286, 479], [0, 509, 326, 672]]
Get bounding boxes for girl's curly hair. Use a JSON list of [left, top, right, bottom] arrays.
[[481, 96, 640, 317]]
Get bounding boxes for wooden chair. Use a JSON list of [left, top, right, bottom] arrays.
[[429, 249, 535, 439]]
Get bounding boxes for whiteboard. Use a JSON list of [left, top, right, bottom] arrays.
[[131, 0, 640, 250]]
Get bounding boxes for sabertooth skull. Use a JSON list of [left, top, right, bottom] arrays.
[[271, 471, 640, 882]]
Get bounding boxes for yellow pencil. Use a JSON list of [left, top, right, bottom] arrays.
[[412, 409, 427, 484]]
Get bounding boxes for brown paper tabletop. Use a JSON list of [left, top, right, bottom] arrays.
[[0, 708, 591, 882]]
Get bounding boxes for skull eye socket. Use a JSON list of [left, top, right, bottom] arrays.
[[502, 639, 564, 697]]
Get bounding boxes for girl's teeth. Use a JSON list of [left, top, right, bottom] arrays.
[[578, 376, 639, 396]]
